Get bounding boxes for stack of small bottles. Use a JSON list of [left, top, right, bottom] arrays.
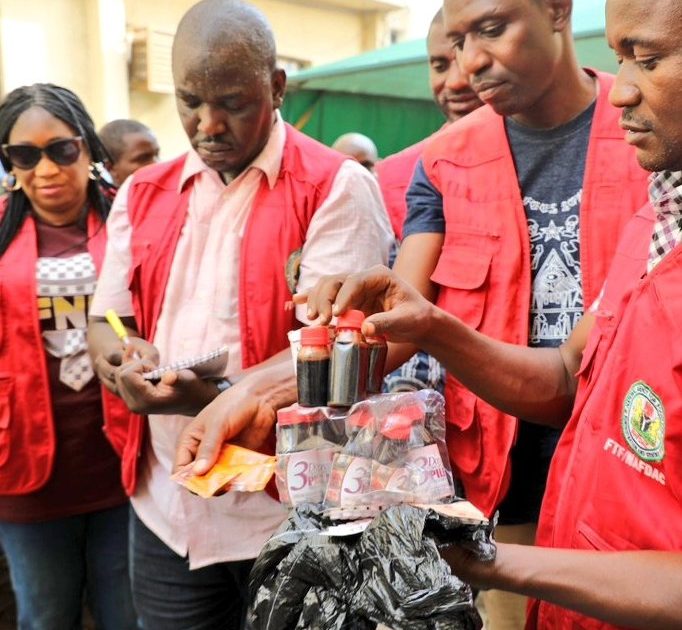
[[295, 309, 387, 409], [275, 311, 454, 509], [324, 389, 454, 507]]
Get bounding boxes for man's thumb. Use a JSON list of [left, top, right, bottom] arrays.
[[362, 313, 393, 338], [192, 427, 225, 475]]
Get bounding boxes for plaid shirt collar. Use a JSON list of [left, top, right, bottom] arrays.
[[647, 170, 682, 272], [649, 170, 682, 215]]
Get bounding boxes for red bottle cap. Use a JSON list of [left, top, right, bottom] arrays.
[[347, 408, 373, 430], [300, 326, 329, 346], [336, 309, 365, 330], [277, 405, 303, 426], [379, 413, 413, 440], [397, 403, 424, 423], [277, 404, 324, 426]]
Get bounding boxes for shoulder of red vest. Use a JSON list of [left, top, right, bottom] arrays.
[[128, 154, 188, 191], [376, 140, 427, 183], [633, 202, 655, 224], [422, 105, 505, 172], [281, 123, 347, 184]]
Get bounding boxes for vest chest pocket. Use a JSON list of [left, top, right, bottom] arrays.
[[431, 246, 493, 330]]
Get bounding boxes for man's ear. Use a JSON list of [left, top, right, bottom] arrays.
[[547, 0, 572, 33], [272, 68, 287, 109]]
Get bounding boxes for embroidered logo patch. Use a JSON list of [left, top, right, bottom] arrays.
[[621, 381, 665, 462], [285, 248, 303, 295]]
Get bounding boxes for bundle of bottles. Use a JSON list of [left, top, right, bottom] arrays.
[[276, 310, 455, 509]]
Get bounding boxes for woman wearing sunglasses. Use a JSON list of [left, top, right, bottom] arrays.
[[0, 84, 137, 629]]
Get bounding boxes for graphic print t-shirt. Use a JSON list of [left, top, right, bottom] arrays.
[[505, 101, 595, 348], [0, 218, 126, 522]]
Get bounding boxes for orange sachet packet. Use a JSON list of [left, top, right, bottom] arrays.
[[172, 444, 276, 498]]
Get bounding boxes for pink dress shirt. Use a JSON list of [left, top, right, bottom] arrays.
[[90, 114, 393, 568]]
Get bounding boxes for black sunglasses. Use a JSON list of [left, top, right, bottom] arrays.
[[1, 136, 83, 170]]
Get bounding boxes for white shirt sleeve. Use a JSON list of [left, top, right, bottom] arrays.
[[295, 159, 394, 324], [89, 177, 136, 318]]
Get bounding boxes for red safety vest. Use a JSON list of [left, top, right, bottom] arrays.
[[0, 208, 131, 495], [421, 70, 650, 516], [105, 123, 346, 495], [528, 206, 682, 629], [376, 139, 427, 240]]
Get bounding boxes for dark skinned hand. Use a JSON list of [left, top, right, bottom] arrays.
[[114, 360, 220, 417], [92, 336, 159, 395], [293, 264, 437, 346]]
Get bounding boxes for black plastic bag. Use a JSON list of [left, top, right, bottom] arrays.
[[247, 502, 495, 630]]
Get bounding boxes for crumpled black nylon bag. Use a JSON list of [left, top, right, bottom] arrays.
[[247, 503, 495, 630]]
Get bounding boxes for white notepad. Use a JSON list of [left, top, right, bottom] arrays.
[[142, 345, 229, 381]]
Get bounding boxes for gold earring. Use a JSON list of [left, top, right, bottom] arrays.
[[88, 162, 105, 181], [1, 171, 21, 192]]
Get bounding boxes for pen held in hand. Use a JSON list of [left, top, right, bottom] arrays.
[[104, 308, 142, 361]]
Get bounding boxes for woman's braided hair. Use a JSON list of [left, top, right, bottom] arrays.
[[0, 83, 114, 256]]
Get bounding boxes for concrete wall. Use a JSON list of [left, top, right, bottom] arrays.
[[0, 0, 129, 133]]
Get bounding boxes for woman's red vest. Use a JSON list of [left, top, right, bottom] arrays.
[[103, 123, 346, 495], [421, 71, 650, 516], [0, 209, 130, 495], [528, 206, 682, 629]]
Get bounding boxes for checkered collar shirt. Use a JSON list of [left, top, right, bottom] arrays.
[[648, 169, 682, 272]]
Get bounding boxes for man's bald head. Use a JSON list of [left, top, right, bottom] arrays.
[[171, 0, 286, 178], [172, 0, 277, 78], [332, 133, 379, 172], [428, 8, 444, 37]]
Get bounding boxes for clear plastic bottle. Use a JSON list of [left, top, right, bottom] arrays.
[[328, 310, 369, 407], [296, 326, 330, 407], [405, 415, 453, 503], [373, 413, 413, 467], [275, 405, 334, 506], [324, 408, 374, 506]]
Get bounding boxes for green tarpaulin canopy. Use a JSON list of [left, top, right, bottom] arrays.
[[282, 6, 614, 157]]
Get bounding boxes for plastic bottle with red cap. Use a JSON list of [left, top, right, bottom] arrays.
[[328, 309, 369, 407], [296, 325, 330, 407], [275, 404, 338, 506], [369, 406, 427, 500], [324, 407, 375, 506]]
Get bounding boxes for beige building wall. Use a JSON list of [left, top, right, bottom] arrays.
[[0, 0, 129, 130], [0, 0, 406, 160]]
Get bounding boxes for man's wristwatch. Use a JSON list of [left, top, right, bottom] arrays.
[[213, 377, 232, 393]]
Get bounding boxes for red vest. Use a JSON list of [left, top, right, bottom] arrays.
[[422, 71, 650, 516], [528, 206, 682, 630], [106, 123, 346, 495], [0, 209, 131, 495], [376, 139, 427, 240]]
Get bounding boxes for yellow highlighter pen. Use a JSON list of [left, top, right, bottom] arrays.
[[105, 309, 141, 360]]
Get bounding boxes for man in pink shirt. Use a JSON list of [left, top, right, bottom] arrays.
[[87, 1, 392, 628]]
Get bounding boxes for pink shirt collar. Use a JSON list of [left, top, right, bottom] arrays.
[[178, 111, 286, 193]]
